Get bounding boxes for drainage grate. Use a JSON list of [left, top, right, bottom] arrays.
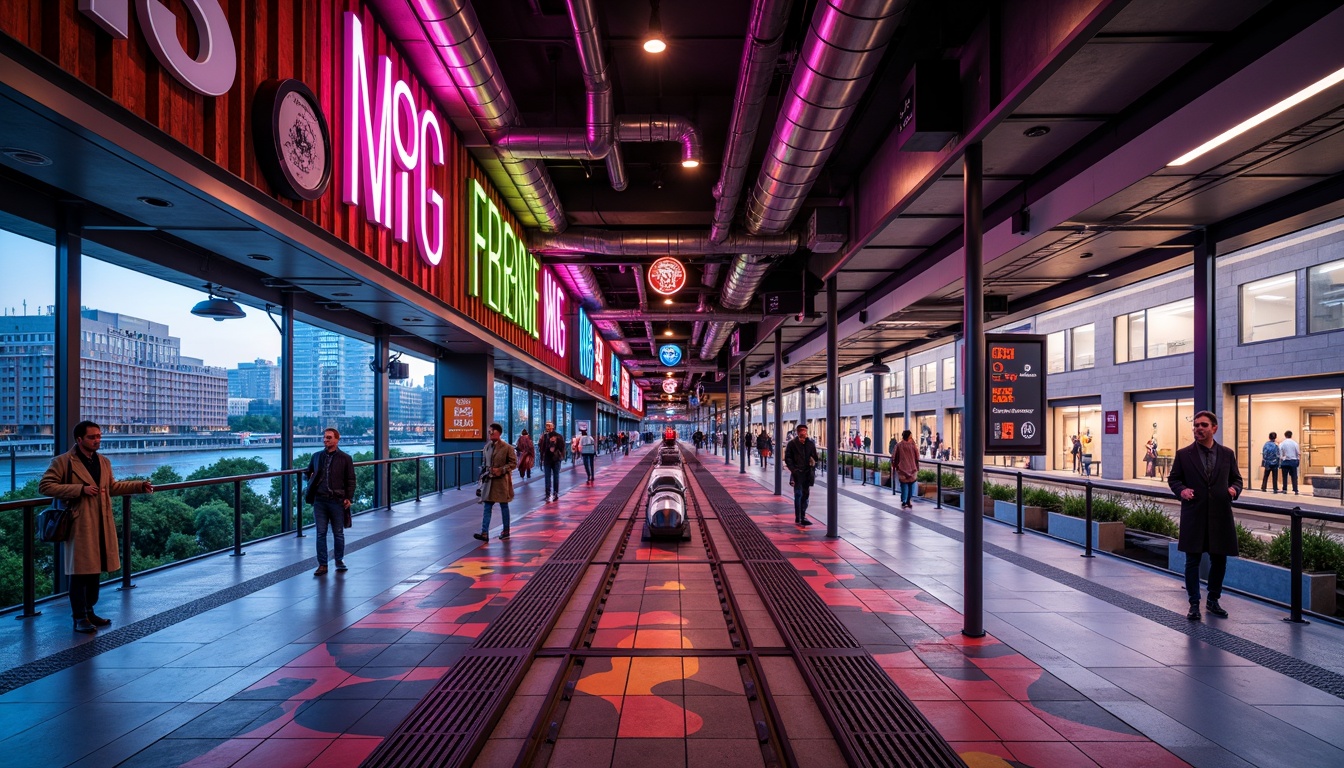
[[752, 561, 860, 649], [805, 654, 965, 768], [363, 455, 656, 768]]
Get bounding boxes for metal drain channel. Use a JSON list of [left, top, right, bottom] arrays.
[[361, 454, 658, 768], [685, 453, 966, 768]]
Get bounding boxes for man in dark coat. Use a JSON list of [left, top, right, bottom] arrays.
[[1168, 410, 1243, 621], [305, 427, 357, 576], [783, 425, 819, 526], [539, 421, 566, 503]]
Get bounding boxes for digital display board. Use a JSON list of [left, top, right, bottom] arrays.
[[631, 386, 643, 412], [442, 396, 485, 441], [609, 352, 621, 398], [619, 367, 631, 409], [985, 334, 1047, 456]]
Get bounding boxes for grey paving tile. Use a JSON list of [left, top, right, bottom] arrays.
[[66, 701, 214, 768], [1256, 705, 1344, 749], [0, 665, 156, 704], [0, 701, 175, 767], [96, 666, 243, 703], [1175, 665, 1344, 706]]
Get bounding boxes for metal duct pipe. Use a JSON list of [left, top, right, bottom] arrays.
[[556, 263, 606, 309], [698, 253, 772, 360], [691, 292, 710, 346], [530, 228, 798, 256], [701, 262, 722, 288], [570, 0, 626, 191], [405, 0, 567, 232], [699, 321, 737, 361], [744, 0, 906, 235], [710, 0, 794, 243], [617, 116, 703, 167], [589, 310, 762, 322]]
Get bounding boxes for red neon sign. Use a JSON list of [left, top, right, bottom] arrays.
[[648, 257, 688, 296]]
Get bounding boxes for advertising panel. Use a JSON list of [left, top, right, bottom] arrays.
[[609, 352, 621, 399], [442, 396, 485, 441], [985, 334, 1048, 456], [619, 367, 631, 409]]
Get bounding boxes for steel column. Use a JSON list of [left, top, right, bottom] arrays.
[[725, 369, 732, 465], [280, 293, 294, 532], [54, 203, 81, 456], [1193, 231, 1217, 416], [739, 362, 747, 474], [774, 328, 784, 495], [872, 370, 885, 458], [826, 276, 839, 538], [373, 328, 390, 509], [963, 142, 986, 638]]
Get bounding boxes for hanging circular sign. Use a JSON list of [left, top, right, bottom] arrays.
[[658, 344, 683, 366], [252, 79, 332, 201], [648, 257, 688, 296], [689, 396, 700, 407], [662, 378, 678, 394]]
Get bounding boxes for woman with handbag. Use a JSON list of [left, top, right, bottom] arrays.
[[39, 421, 153, 634], [516, 429, 535, 479]]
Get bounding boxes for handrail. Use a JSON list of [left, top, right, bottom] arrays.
[[0, 448, 484, 618]]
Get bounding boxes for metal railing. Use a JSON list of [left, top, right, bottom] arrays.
[[0, 449, 484, 619]]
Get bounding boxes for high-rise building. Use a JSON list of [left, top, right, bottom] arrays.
[[0, 310, 229, 437], [291, 324, 374, 421], [228, 358, 281, 400]]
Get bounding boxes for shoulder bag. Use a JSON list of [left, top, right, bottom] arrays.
[[38, 458, 75, 543]]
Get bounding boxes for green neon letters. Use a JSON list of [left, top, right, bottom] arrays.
[[469, 179, 539, 338]]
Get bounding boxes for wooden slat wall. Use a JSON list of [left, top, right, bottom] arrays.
[[0, 0, 586, 388]]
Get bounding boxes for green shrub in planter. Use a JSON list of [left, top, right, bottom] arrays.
[[1060, 493, 1086, 518], [1058, 493, 1126, 523], [1023, 487, 1064, 512], [940, 472, 963, 490], [1236, 524, 1269, 562], [982, 481, 1016, 501], [916, 469, 936, 483], [879, 460, 891, 472], [1265, 524, 1344, 574], [1124, 501, 1178, 537]]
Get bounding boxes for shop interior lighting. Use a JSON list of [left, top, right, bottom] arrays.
[[643, 0, 666, 53], [191, 284, 246, 321], [1169, 65, 1344, 166]]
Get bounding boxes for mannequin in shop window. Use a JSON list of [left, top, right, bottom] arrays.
[[1145, 430, 1159, 478]]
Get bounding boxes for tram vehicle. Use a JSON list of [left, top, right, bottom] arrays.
[[644, 465, 690, 540]]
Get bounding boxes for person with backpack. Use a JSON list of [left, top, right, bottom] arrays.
[[1259, 432, 1280, 494], [578, 428, 597, 483]]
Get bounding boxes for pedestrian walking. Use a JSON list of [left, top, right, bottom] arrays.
[[539, 421, 567, 502], [1168, 410, 1243, 621], [516, 429, 535, 480], [578, 428, 596, 482], [40, 420, 154, 634], [475, 423, 517, 542], [304, 427, 357, 576], [784, 425, 819, 526], [894, 430, 920, 509]]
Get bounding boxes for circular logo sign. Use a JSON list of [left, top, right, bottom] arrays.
[[689, 396, 700, 407], [662, 378, 678, 394], [648, 257, 688, 296], [252, 79, 332, 201], [658, 344, 683, 366]]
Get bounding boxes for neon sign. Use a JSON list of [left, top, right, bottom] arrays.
[[610, 352, 621, 398], [620, 367, 631, 409], [648, 257, 688, 296], [541, 268, 567, 358], [343, 13, 445, 268], [658, 344, 683, 366], [662, 378, 678, 394], [577, 308, 595, 380], [593, 331, 607, 387], [632, 386, 643, 411], [81, 0, 237, 97], [468, 180, 539, 337]]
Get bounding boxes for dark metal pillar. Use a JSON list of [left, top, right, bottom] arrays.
[[1193, 231, 1217, 416], [773, 329, 783, 495], [280, 293, 294, 532], [54, 204, 82, 456], [373, 327, 390, 509], [872, 369, 885, 457], [826, 276, 840, 538], [725, 369, 732, 465], [963, 142, 987, 638], [739, 362, 747, 473]]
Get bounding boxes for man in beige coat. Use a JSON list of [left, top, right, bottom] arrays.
[[474, 422, 517, 542], [39, 421, 153, 634]]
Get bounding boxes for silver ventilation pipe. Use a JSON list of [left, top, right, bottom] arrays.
[[399, 0, 568, 232], [744, 0, 906, 235], [553, 262, 627, 352], [710, 0, 794, 243], [698, 254, 772, 360], [567, 0, 626, 191], [530, 228, 798, 256], [617, 116, 703, 168], [691, 292, 710, 348], [632, 265, 657, 355]]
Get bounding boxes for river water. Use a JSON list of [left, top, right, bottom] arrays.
[[1, 443, 436, 494]]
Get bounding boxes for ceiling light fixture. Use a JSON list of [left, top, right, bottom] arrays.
[[664, 328, 674, 336], [1, 147, 52, 166], [863, 356, 891, 375], [191, 284, 246, 321], [643, 0, 665, 53], [1087, 273, 1110, 279], [247, 253, 273, 262], [806, 385, 821, 394], [138, 196, 173, 208], [663, 298, 673, 305], [1022, 125, 1050, 138], [1169, 65, 1344, 166]]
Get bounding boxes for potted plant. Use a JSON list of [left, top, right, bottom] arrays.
[[1046, 492, 1127, 552], [939, 471, 965, 508], [984, 481, 1016, 517], [916, 469, 938, 498], [1167, 523, 1340, 614]]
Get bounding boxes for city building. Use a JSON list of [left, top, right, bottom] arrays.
[[226, 358, 280, 400]]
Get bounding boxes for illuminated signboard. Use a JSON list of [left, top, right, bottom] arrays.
[[593, 331, 607, 387], [985, 334, 1047, 456], [441, 396, 484, 440], [662, 378, 678, 394], [648, 257, 688, 296], [468, 179, 539, 337], [631, 386, 643, 411], [658, 344, 682, 366], [540, 267, 567, 358], [620, 367, 631, 409], [344, 13, 445, 267], [577, 308, 595, 380], [609, 352, 621, 398]]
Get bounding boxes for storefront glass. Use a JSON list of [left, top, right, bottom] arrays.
[[493, 381, 509, 435], [883, 415, 906, 453], [945, 410, 962, 461], [1236, 389, 1342, 499], [510, 384, 529, 441], [913, 411, 937, 457], [1052, 403, 1103, 472], [1131, 398, 1193, 480]]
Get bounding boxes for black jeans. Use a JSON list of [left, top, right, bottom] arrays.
[[1281, 460, 1299, 492], [1260, 465, 1278, 492], [69, 573, 101, 618], [1184, 552, 1227, 602], [543, 461, 561, 497], [582, 453, 595, 479]]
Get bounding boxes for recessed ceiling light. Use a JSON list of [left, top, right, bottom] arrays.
[[1, 148, 52, 166], [1087, 273, 1110, 279], [1079, 252, 1093, 259], [402, 316, 422, 322], [1023, 125, 1050, 138], [247, 253, 273, 262], [332, 292, 352, 297], [681, 159, 698, 168], [137, 196, 173, 208], [1169, 65, 1344, 166], [664, 329, 674, 336], [663, 298, 673, 305]]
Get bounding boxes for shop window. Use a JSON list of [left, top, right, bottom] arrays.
[[1115, 300, 1191, 362], [884, 369, 905, 399], [859, 377, 872, 402], [1240, 273, 1296, 342], [1070, 324, 1094, 369], [842, 382, 854, 404], [1047, 330, 1066, 374], [493, 380, 508, 433], [942, 357, 955, 390], [1308, 258, 1344, 333]]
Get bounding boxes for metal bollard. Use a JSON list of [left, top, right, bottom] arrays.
[[120, 495, 135, 590], [1082, 482, 1094, 558], [1285, 510, 1307, 624], [415, 460, 422, 503], [231, 479, 245, 557], [1015, 472, 1024, 535]]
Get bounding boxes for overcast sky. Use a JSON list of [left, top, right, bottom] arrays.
[[0, 229, 434, 385]]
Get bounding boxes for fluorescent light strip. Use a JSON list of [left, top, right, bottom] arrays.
[[1168, 65, 1344, 166]]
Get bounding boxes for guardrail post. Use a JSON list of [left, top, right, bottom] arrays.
[[295, 473, 305, 538], [231, 479, 245, 557], [119, 495, 135, 590], [18, 502, 40, 618], [386, 462, 393, 510], [935, 460, 943, 510], [415, 459, 422, 503], [456, 456, 462, 490], [8, 446, 14, 494], [1285, 510, 1308, 624], [1082, 482, 1094, 558], [1015, 472, 1024, 535]]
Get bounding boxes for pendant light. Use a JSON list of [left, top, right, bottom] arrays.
[[643, 0, 666, 53]]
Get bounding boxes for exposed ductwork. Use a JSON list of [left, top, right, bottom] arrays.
[[497, 114, 703, 173], [530, 228, 798, 256], [632, 265, 658, 355], [710, 0, 795, 244], [553, 262, 628, 353], [744, 0, 906, 235], [698, 253, 772, 359], [617, 116, 703, 168]]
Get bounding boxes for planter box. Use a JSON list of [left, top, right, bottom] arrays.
[[940, 490, 965, 508], [918, 482, 938, 498], [1168, 544, 1337, 614], [992, 500, 1047, 530], [1047, 511, 1126, 552], [981, 495, 997, 515]]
